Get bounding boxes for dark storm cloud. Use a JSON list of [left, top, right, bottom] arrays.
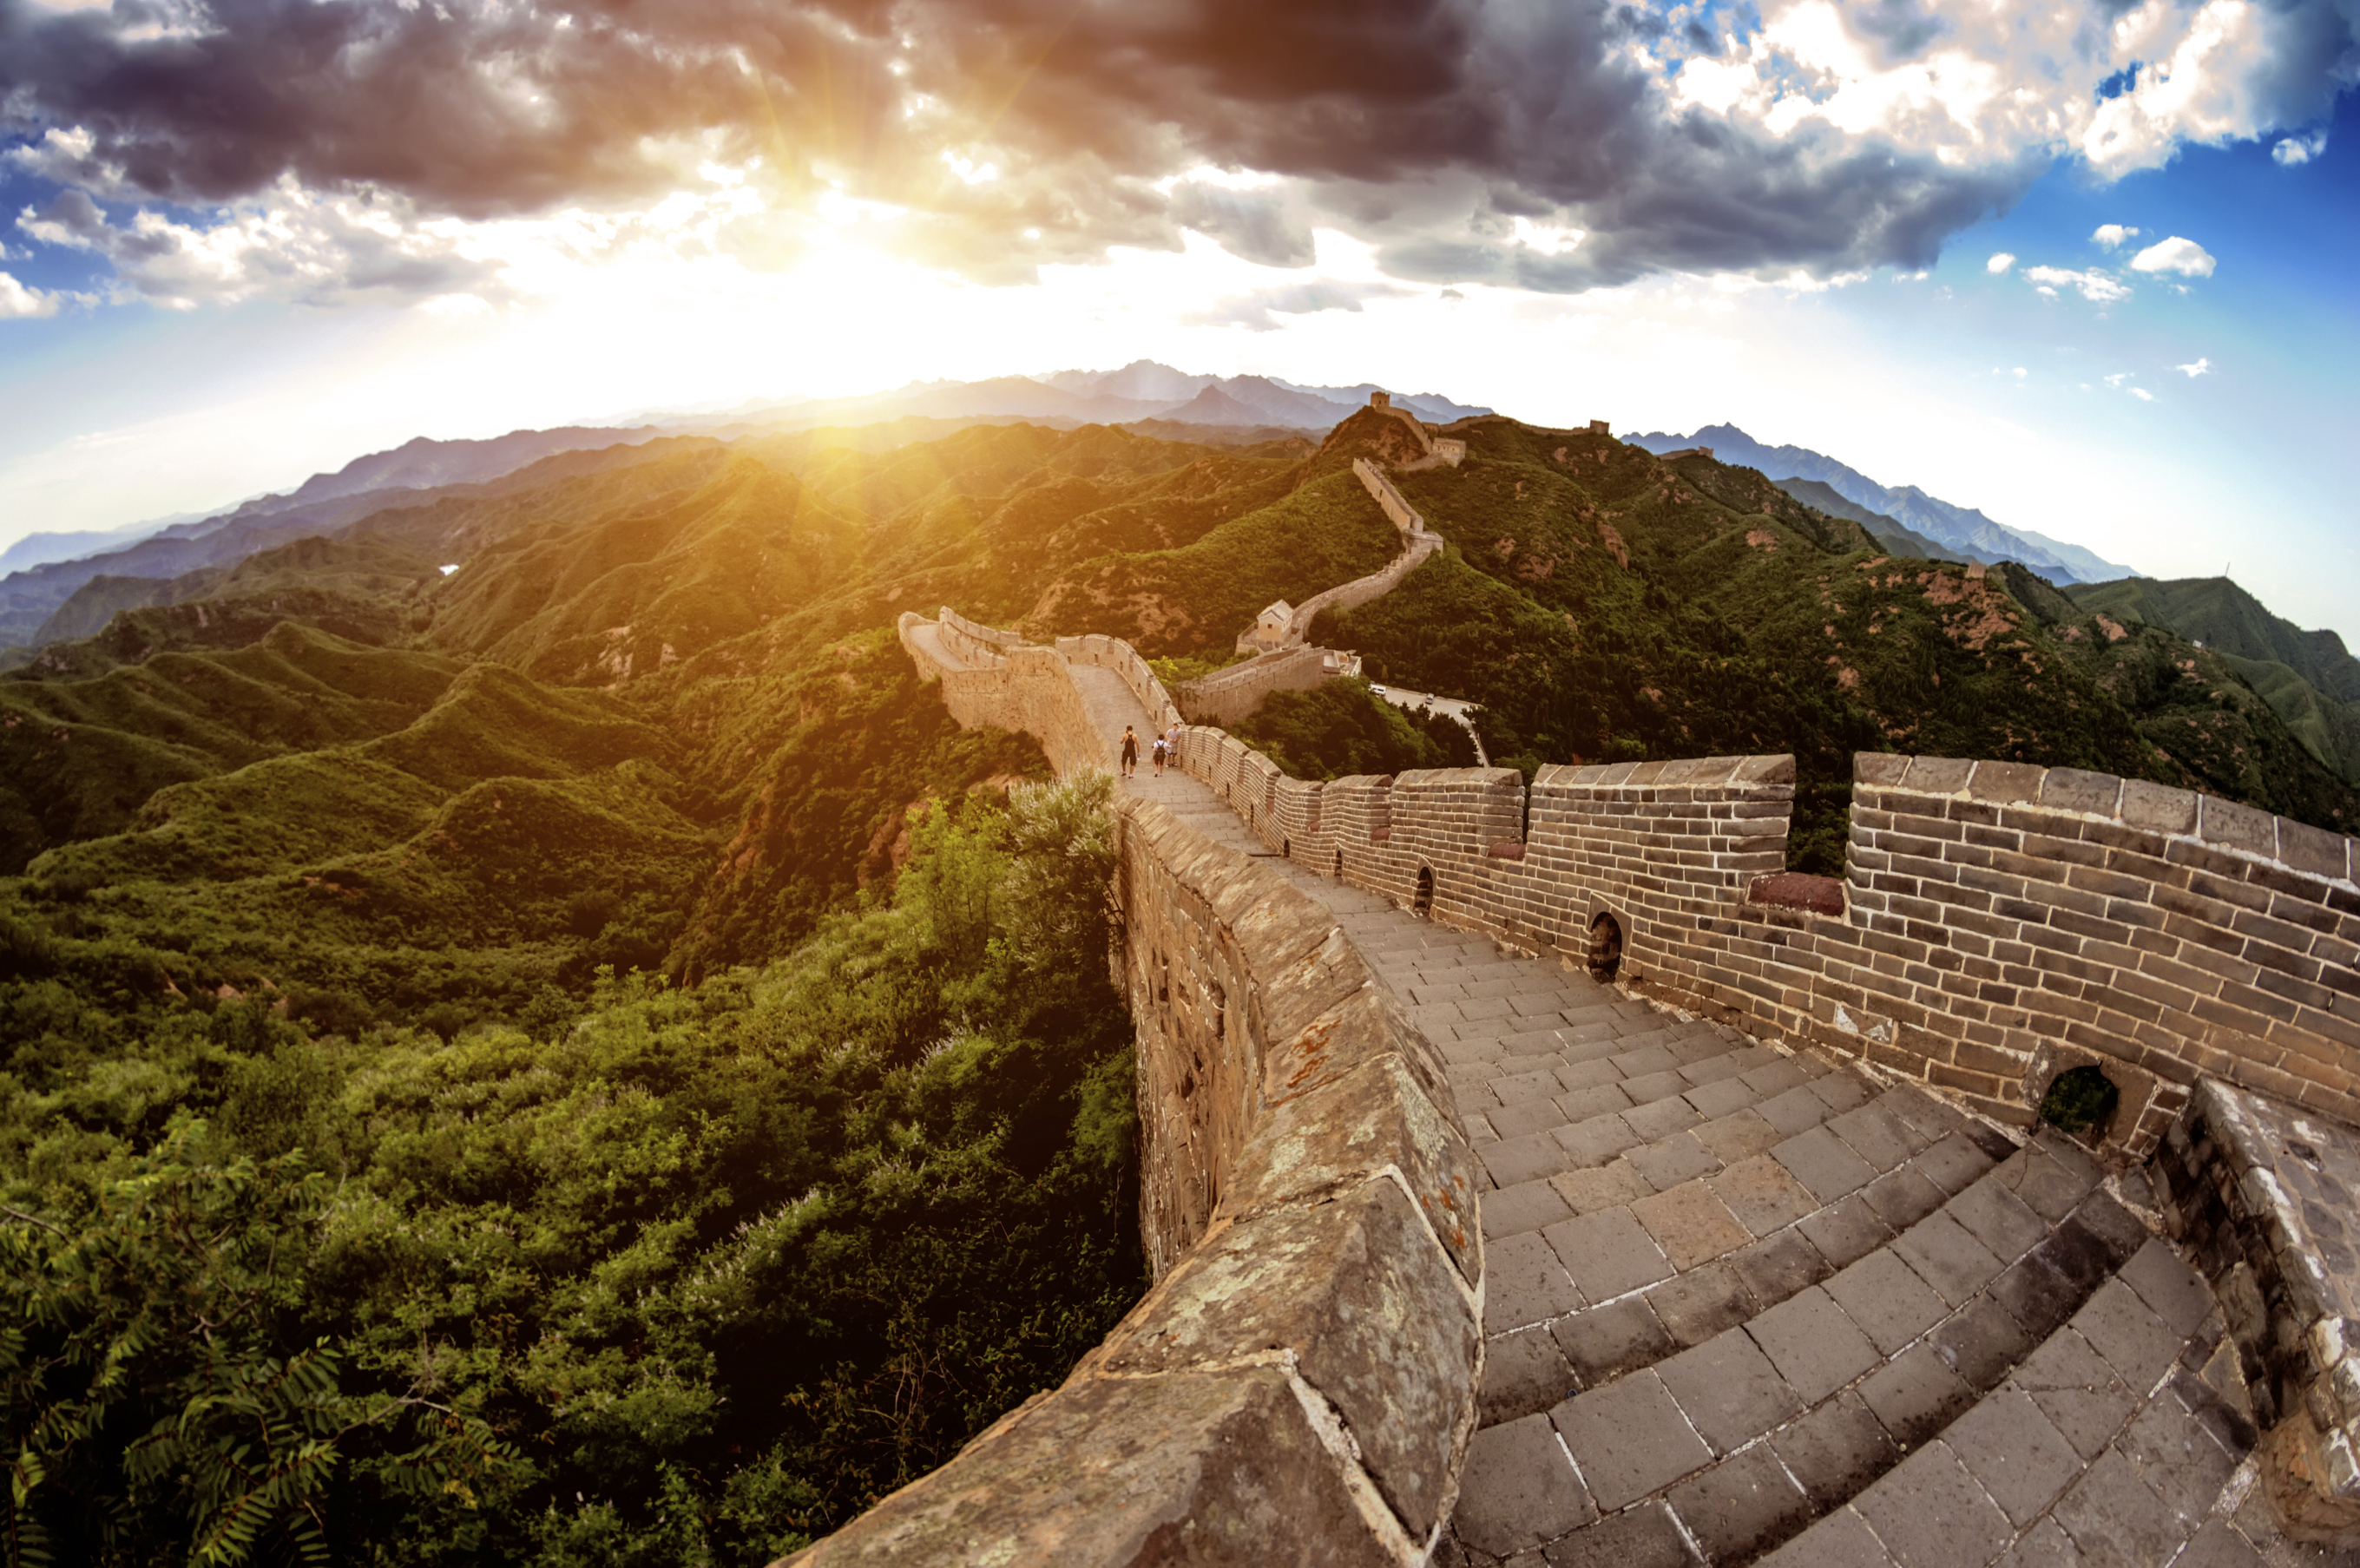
[[3, 0, 2353, 295]]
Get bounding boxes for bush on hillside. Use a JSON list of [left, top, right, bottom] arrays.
[[1227, 679, 1476, 781], [0, 775, 1143, 1566]]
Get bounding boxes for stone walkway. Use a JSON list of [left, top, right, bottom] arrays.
[[1105, 741, 2338, 1566]]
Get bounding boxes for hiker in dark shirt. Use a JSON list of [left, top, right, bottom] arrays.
[[1120, 725, 1139, 778]]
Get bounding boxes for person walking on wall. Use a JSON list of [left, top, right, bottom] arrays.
[[1152, 732, 1168, 775], [1120, 725, 1139, 779]]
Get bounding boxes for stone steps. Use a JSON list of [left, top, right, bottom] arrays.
[[1451, 1145, 2198, 1565], [1476, 1131, 2105, 1428], [1758, 1235, 2255, 1568]]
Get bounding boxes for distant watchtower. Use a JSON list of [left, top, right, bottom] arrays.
[[1369, 390, 1391, 409]]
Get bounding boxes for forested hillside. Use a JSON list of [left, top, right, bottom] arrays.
[[3, 403, 2350, 1564]]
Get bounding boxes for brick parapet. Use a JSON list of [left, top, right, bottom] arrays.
[[786, 796, 1484, 1567], [1175, 646, 1332, 726], [1159, 712, 2357, 1158]]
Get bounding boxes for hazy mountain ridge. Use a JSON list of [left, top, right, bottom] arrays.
[[1768, 477, 1962, 564], [0, 365, 1478, 643], [1625, 423, 2135, 584]]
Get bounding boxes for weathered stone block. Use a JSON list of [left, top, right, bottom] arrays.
[[1233, 1050, 1481, 1283], [780, 1363, 1403, 1566], [1854, 751, 1910, 787], [2117, 778, 2199, 835], [1735, 753, 1798, 785], [1965, 760, 2046, 805], [2200, 795, 2279, 857], [2278, 818, 2355, 883], [1903, 757, 1975, 794], [2041, 768, 2125, 816], [1095, 1178, 1476, 1538]]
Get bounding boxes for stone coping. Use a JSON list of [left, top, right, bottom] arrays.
[[779, 798, 1485, 1566]]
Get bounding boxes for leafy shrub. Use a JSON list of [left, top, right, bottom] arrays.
[[0, 775, 1142, 1566]]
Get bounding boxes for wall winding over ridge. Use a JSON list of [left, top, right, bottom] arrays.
[[805, 620, 1486, 1565]]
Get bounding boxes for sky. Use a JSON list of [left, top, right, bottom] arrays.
[[0, 0, 2354, 640]]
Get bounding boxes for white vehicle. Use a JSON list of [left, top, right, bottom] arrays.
[[1369, 684, 1388, 697]]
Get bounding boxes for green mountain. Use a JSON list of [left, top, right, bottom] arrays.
[[2061, 575, 2360, 784]]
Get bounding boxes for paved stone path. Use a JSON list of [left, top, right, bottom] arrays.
[[1086, 682, 2326, 1565]]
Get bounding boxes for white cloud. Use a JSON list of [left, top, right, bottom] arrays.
[[2106, 372, 2134, 387], [1987, 252, 2016, 273], [2176, 357, 2213, 377], [2273, 130, 2330, 165], [2025, 266, 2133, 304], [2129, 236, 2218, 276], [0, 272, 59, 318], [2092, 225, 2140, 248], [2014, 367, 2028, 377], [2131, 387, 2156, 401], [1647, 0, 2349, 188]]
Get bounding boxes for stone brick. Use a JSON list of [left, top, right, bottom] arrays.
[[1539, 1500, 1703, 1568], [1856, 752, 1911, 787], [1667, 1443, 1815, 1560], [2121, 778, 2199, 835], [1647, 1261, 1758, 1348], [1748, 1284, 1883, 1401], [1543, 1207, 1673, 1304], [1860, 1340, 1976, 1448], [1659, 1327, 1805, 1454], [1943, 1388, 2084, 1525], [1553, 1296, 1674, 1388], [1482, 1328, 1581, 1426], [1755, 1506, 1899, 1568], [1906, 758, 1975, 794], [1551, 1368, 1715, 1511], [2041, 767, 2125, 817], [1853, 1441, 2016, 1568], [2199, 795, 2278, 858], [1456, 1413, 1597, 1557], [1969, 761, 2048, 806], [1827, 1247, 1952, 1355], [2278, 817, 2354, 882]]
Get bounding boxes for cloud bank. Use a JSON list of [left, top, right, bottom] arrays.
[[0, 0, 2351, 305]]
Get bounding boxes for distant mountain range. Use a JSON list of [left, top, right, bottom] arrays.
[[679, 362, 1489, 437], [1624, 423, 2136, 585], [0, 364, 1487, 644]]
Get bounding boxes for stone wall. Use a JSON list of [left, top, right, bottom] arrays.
[[1352, 457, 1427, 535], [2153, 1079, 2360, 1533], [1162, 727, 2359, 1159], [1366, 399, 1437, 457], [1174, 646, 1332, 727], [783, 795, 1486, 1566], [1055, 631, 1184, 733], [898, 609, 1110, 775]]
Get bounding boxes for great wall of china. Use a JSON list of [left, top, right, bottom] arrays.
[[791, 401, 2360, 1566]]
